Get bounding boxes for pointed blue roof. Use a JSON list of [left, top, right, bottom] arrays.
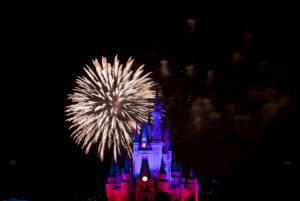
[[108, 160, 116, 177], [140, 124, 147, 136], [124, 156, 130, 174], [189, 168, 196, 178], [172, 155, 178, 172], [164, 118, 169, 132], [115, 165, 120, 176], [159, 158, 167, 174], [179, 168, 183, 184], [139, 159, 151, 179], [146, 128, 151, 144], [130, 172, 135, 182]]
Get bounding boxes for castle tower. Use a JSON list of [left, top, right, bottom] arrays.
[[150, 87, 165, 179]]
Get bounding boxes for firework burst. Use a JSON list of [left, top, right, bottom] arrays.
[[65, 56, 155, 161]]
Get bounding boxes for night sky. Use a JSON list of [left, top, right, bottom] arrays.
[[2, 6, 299, 201]]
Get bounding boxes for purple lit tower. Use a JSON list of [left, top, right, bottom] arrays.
[[106, 90, 199, 201]]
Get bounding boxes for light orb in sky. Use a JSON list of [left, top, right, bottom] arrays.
[[142, 176, 148, 182]]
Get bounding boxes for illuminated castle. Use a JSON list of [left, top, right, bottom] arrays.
[[106, 91, 199, 201]]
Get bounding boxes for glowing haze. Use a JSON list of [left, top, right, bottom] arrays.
[[65, 56, 155, 161]]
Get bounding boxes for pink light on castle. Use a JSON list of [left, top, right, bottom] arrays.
[[106, 90, 199, 201]]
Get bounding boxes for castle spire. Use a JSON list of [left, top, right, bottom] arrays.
[[172, 154, 178, 172], [189, 168, 196, 179], [139, 159, 151, 179], [179, 168, 183, 184], [124, 156, 130, 174], [108, 160, 116, 178], [140, 124, 151, 149], [115, 164, 121, 184], [146, 128, 151, 144], [159, 158, 167, 174], [164, 118, 169, 133], [152, 85, 162, 140]]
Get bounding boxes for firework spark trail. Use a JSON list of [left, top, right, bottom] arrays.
[[65, 56, 155, 161]]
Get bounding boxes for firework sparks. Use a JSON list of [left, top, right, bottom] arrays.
[[65, 56, 155, 161]]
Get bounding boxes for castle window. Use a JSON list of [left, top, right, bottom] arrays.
[[143, 138, 146, 141], [142, 143, 146, 148]]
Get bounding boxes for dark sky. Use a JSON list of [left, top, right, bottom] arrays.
[[2, 6, 299, 201]]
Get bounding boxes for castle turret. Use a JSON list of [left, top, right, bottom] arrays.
[[123, 156, 131, 176], [172, 154, 179, 174], [106, 160, 117, 201], [189, 168, 196, 179], [121, 156, 133, 201], [179, 168, 183, 184], [111, 164, 123, 201], [187, 168, 199, 201], [159, 158, 167, 175], [115, 165, 121, 184], [178, 168, 185, 201], [171, 154, 179, 189], [157, 158, 170, 193], [108, 160, 117, 181]]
